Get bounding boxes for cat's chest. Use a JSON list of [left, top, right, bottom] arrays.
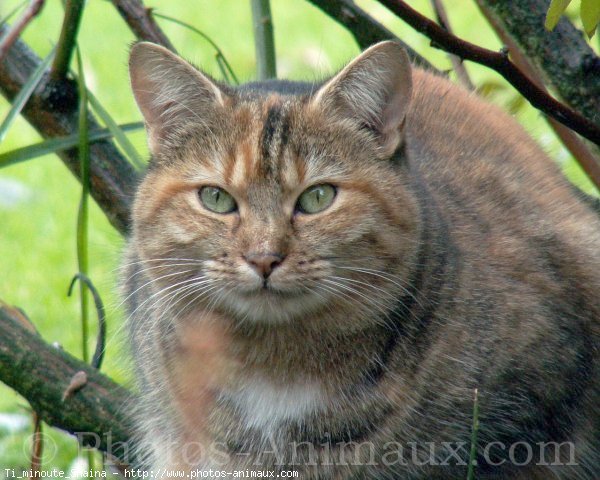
[[218, 377, 329, 435]]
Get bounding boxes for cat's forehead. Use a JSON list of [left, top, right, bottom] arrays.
[[186, 93, 345, 192]]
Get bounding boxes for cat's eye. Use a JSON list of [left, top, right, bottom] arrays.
[[199, 186, 237, 214], [296, 184, 336, 214]]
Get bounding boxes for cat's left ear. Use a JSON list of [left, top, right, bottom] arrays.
[[312, 41, 412, 158]]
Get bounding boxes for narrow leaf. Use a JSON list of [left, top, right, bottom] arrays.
[[0, 0, 29, 27], [216, 53, 232, 85], [154, 12, 239, 85], [544, 0, 572, 31], [0, 122, 143, 168], [476, 80, 506, 97], [581, 0, 600, 38], [0, 48, 54, 143], [507, 94, 527, 114], [466, 389, 480, 480], [87, 90, 145, 169]]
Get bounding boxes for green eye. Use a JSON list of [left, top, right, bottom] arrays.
[[199, 186, 237, 214], [296, 184, 336, 214]]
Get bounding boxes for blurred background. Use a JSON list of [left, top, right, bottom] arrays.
[[0, 0, 598, 472]]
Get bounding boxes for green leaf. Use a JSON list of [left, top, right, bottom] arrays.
[[581, 0, 600, 38], [545, 0, 573, 31], [87, 90, 145, 169], [0, 122, 143, 168], [466, 389, 480, 480], [476, 80, 506, 97], [507, 94, 526, 115], [0, 48, 54, 143], [75, 46, 90, 363]]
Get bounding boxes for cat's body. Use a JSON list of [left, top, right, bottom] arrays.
[[123, 42, 599, 479]]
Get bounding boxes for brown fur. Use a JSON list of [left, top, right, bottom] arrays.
[[123, 42, 599, 479]]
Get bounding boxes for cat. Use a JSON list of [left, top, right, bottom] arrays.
[[122, 40, 599, 479]]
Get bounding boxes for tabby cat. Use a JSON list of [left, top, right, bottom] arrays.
[[122, 41, 599, 479]]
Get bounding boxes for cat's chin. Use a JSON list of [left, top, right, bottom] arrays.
[[221, 287, 327, 324]]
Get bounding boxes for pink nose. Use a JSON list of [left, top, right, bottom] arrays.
[[245, 253, 284, 278]]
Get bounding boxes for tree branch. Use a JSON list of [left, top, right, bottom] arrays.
[[0, 0, 45, 61], [110, 0, 175, 51], [376, 0, 600, 150], [0, 26, 136, 234], [0, 303, 138, 466], [476, 2, 600, 190], [476, 0, 600, 129], [304, 0, 437, 71]]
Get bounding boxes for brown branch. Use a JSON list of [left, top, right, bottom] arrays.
[[304, 0, 437, 71], [0, 0, 44, 61], [377, 0, 600, 151], [430, 0, 474, 90], [0, 303, 139, 466], [477, 3, 600, 190], [0, 26, 136, 234], [110, 0, 175, 51], [476, 0, 600, 130]]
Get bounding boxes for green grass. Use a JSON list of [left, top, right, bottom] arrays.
[[0, 0, 597, 471]]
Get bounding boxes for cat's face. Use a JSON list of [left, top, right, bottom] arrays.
[[129, 42, 419, 325]]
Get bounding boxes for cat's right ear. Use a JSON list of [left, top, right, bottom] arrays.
[[129, 42, 226, 154]]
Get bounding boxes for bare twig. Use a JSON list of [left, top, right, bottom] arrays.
[[31, 412, 44, 474], [68, 274, 107, 370], [430, 0, 474, 90], [250, 0, 277, 80], [50, 0, 84, 81], [0, 0, 44, 61], [477, 2, 600, 190], [377, 1, 600, 151], [305, 0, 436, 71], [110, 0, 175, 51]]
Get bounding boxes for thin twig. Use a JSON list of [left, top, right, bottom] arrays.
[[430, 0, 474, 90], [30, 412, 44, 474], [476, 2, 600, 191], [377, 0, 600, 151], [68, 273, 107, 370], [250, 0, 277, 80], [305, 0, 436, 71], [0, 0, 44, 61], [50, 0, 84, 81], [110, 0, 175, 51]]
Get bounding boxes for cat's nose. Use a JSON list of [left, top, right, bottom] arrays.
[[245, 253, 285, 279]]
